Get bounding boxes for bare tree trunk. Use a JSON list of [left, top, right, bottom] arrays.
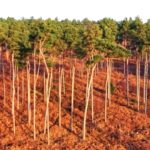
[[12, 53, 16, 134], [44, 71, 46, 102], [33, 49, 36, 140], [6, 51, 9, 62], [144, 53, 148, 114], [44, 76, 49, 134], [86, 68, 90, 100], [33, 52, 41, 140], [27, 61, 31, 125], [3, 64, 6, 105], [70, 65, 75, 131], [91, 75, 94, 123], [105, 59, 109, 122], [22, 71, 24, 104], [126, 58, 129, 105], [62, 68, 65, 94], [108, 59, 112, 106], [10, 58, 12, 101], [59, 68, 63, 127], [0, 48, 1, 71], [139, 59, 141, 110], [44, 68, 53, 145], [136, 57, 140, 111], [83, 64, 96, 140], [38, 41, 53, 144], [16, 66, 20, 109], [123, 58, 126, 75]]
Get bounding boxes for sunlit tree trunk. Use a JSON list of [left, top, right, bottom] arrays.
[[0, 47, 1, 61], [2, 64, 6, 105], [85, 68, 90, 110], [12, 53, 16, 134], [33, 49, 37, 140], [16, 66, 20, 109], [108, 58, 112, 106], [22, 71, 24, 105], [144, 53, 148, 114], [44, 68, 53, 145], [44, 75, 49, 133], [136, 57, 140, 111], [27, 61, 31, 125], [105, 59, 109, 122], [123, 58, 126, 75], [70, 65, 75, 131], [10, 57, 12, 101], [62, 68, 65, 94], [59, 68, 63, 127], [33, 52, 40, 140], [83, 64, 96, 140], [126, 58, 129, 105], [6, 51, 9, 62], [43, 71, 46, 102], [38, 41, 52, 144], [91, 77, 94, 123]]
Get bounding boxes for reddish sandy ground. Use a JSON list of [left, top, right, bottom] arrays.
[[0, 56, 150, 150]]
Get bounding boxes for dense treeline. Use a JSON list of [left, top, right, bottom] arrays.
[[0, 17, 150, 144], [0, 17, 149, 61]]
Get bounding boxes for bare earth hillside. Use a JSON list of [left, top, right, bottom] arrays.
[[0, 57, 150, 150]]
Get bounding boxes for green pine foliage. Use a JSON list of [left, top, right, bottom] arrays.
[[0, 17, 150, 63]]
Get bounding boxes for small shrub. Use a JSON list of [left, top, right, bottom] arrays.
[[110, 82, 115, 94], [130, 99, 137, 104]]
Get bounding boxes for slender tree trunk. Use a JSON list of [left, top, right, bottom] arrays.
[[33, 49, 36, 140], [83, 64, 96, 140], [139, 59, 141, 110], [38, 41, 52, 144], [0, 48, 1, 71], [108, 59, 112, 106], [144, 53, 148, 114], [44, 68, 53, 145], [105, 59, 109, 122], [16, 66, 19, 109], [91, 77, 94, 123], [44, 71, 46, 102], [126, 58, 129, 105], [62, 68, 65, 94], [3, 64, 6, 105], [44, 76, 49, 134], [136, 57, 140, 111], [27, 61, 31, 125], [123, 58, 126, 75], [12, 53, 16, 134], [33, 53, 41, 140], [10, 58, 12, 102], [22, 71, 24, 104], [70, 65, 75, 131], [59, 68, 63, 127]]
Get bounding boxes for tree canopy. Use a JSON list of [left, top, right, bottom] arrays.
[[0, 17, 150, 63]]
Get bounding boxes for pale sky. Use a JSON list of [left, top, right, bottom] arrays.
[[0, 0, 149, 22]]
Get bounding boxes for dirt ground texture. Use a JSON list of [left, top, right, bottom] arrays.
[[0, 57, 150, 150]]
